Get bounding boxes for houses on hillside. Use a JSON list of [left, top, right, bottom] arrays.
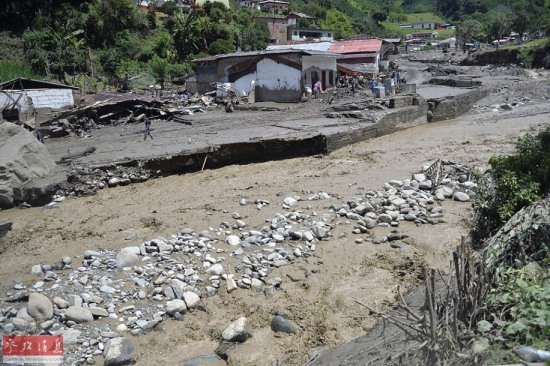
[[253, 11, 329, 45], [399, 21, 452, 30]]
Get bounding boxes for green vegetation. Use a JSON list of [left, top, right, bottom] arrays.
[[472, 127, 550, 242], [0, 0, 548, 87], [0, 60, 35, 82]]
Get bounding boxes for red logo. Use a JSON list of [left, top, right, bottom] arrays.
[[3, 335, 64, 364]]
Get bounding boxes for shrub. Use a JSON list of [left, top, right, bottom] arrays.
[[472, 126, 550, 242]]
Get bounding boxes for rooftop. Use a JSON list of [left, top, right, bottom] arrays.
[[329, 39, 383, 54]]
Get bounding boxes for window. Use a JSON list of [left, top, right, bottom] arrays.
[[328, 33, 331, 37]]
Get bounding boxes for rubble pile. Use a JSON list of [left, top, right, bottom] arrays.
[[0, 161, 476, 365], [55, 165, 154, 198]]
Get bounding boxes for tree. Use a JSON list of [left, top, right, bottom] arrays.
[[86, 0, 146, 48], [323, 9, 354, 39], [208, 38, 236, 55], [241, 23, 270, 51], [487, 7, 512, 44], [149, 56, 168, 89], [455, 19, 484, 53]]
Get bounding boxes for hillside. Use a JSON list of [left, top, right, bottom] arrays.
[[0, 0, 549, 85]]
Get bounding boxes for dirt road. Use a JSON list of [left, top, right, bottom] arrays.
[[1, 60, 549, 365]]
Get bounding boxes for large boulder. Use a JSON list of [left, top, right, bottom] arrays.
[[104, 337, 135, 366], [0, 122, 56, 208], [27, 293, 54, 321]]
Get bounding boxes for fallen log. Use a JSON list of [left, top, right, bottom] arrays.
[[59, 147, 97, 164]]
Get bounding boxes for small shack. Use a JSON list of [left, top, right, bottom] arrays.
[[0, 78, 78, 124]]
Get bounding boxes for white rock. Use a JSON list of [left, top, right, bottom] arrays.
[[182, 291, 201, 309], [207, 263, 224, 275], [226, 276, 238, 293], [453, 192, 470, 202], [226, 235, 241, 246], [108, 178, 120, 187], [116, 248, 139, 268], [30, 264, 43, 276], [166, 299, 187, 315], [222, 317, 253, 342], [283, 197, 297, 207]]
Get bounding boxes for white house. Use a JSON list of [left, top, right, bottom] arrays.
[[0, 78, 78, 123], [193, 50, 338, 102]]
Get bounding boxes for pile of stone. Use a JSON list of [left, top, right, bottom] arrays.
[[53, 164, 153, 198], [333, 161, 476, 236], [0, 161, 475, 365]]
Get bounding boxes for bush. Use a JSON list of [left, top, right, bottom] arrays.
[[472, 126, 550, 242], [0, 60, 35, 82], [486, 267, 550, 344]]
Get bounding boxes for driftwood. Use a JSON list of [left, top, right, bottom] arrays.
[[59, 147, 97, 164]]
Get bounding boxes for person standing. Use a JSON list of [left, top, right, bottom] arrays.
[[313, 80, 322, 99], [144, 116, 153, 140]]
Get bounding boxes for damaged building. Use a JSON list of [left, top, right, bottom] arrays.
[[192, 49, 339, 102], [0, 78, 79, 125]]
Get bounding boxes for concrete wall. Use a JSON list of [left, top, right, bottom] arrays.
[[256, 58, 302, 102], [1, 89, 74, 122], [325, 95, 428, 152], [233, 73, 258, 96], [428, 88, 489, 122]]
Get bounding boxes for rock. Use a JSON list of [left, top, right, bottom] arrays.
[[30, 264, 43, 275], [108, 178, 120, 187], [250, 278, 264, 293], [222, 317, 253, 342], [104, 337, 134, 366], [100, 285, 117, 295], [226, 276, 238, 293], [89, 307, 109, 318], [453, 192, 470, 202], [418, 180, 433, 190], [58, 328, 81, 345], [226, 235, 241, 246], [207, 263, 224, 275], [283, 197, 297, 207], [312, 225, 327, 239], [271, 315, 297, 334], [413, 173, 426, 182], [364, 218, 377, 229], [116, 248, 139, 268], [65, 306, 94, 323], [0, 122, 56, 209], [182, 291, 201, 309], [53, 296, 69, 309], [27, 293, 53, 321], [166, 299, 187, 315], [378, 214, 392, 223]]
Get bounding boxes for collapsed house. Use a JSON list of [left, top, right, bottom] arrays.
[[192, 49, 339, 102], [0, 78, 79, 125]]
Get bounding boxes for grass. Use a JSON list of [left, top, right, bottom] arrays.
[[0, 60, 35, 82], [501, 37, 550, 50], [381, 21, 455, 39], [406, 13, 446, 23], [381, 12, 454, 39]]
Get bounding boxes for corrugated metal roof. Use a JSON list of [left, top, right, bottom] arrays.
[[0, 78, 79, 91], [193, 48, 338, 62], [329, 39, 383, 54], [266, 42, 333, 51]]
